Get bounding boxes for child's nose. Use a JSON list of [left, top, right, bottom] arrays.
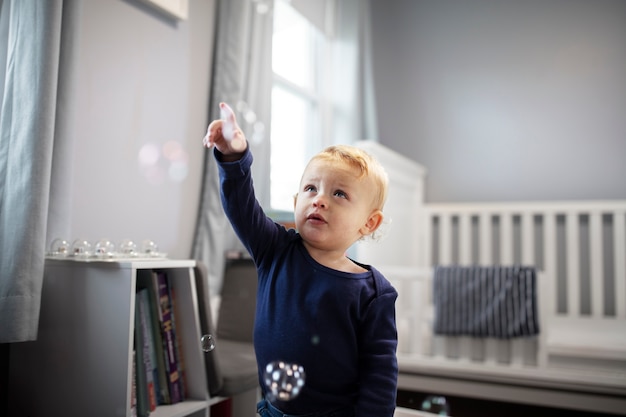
[[313, 194, 327, 208]]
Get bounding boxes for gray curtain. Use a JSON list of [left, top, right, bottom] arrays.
[[0, 0, 78, 343], [191, 0, 377, 297], [332, 0, 379, 143], [191, 0, 274, 298]]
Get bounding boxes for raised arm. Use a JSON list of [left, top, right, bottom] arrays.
[[201, 101, 288, 261], [202, 102, 248, 161]]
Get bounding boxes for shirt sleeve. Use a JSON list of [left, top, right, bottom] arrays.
[[214, 147, 287, 261], [356, 284, 399, 417]]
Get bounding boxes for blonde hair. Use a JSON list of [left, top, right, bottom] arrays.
[[308, 145, 389, 211]]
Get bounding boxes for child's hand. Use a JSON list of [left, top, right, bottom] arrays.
[[202, 102, 247, 156]]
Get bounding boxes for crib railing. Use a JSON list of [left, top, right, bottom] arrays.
[[422, 200, 626, 321], [419, 201, 626, 372], [382, 200, 626, 405]]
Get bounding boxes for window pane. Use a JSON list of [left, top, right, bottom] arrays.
[[272, 0, 315, 90], [270, 0, 328, 213], [270, 87, 314, 211]]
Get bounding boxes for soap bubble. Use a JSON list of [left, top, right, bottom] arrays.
[[233, 100, 265, 145], [138, 141, 189, 184], [254, 0, 271, 15], [263, 360, 306, 401], [420, 395, 450, 416], [201, 334, 215, 352], [250, 120, 265, 145], [168, 160, 189, 182], [138, 143, 160, 166]]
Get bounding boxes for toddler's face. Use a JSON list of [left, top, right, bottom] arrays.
[[294, 158, 381, 253]]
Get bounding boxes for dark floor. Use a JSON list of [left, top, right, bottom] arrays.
[[1, 344, 8, 417], [397, 389, 624, 417], [2, 352, 622, 417]]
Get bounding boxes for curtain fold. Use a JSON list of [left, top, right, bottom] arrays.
[[191, 0, 376, 296], [332, 0, 379, 144], [0, 0, 78, 343], [191, 0, 274, 297]]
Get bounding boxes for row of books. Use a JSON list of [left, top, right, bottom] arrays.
[[132, 270, 187, 417]]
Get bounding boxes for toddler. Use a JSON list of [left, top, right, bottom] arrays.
[[203, 102, 398, 417]]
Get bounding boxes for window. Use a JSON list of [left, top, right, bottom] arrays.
[[270, 0, 332, 212]]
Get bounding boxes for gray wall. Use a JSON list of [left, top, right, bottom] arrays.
[[64, 0, 626, 258], [65, 0, 215, 259], [370, 0, 626, 202]]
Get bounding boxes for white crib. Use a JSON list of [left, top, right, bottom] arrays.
[[354, 142, 626, 416]]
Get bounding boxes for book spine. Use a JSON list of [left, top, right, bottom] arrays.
[[157, 271, 183, 404], [137, 289, 157, 411], [146, 271, 171, 405], [170, 285, 187, 399], [134, 301, 150, 417]]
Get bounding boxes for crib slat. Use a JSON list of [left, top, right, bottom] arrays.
[[459, 213, 472, 265], [590, 212, 604, 318], [485, 339, 498, 365], [544, 214, 557, 313], [422, 273, 435, 356], [521, 212, 534, 266], [412, 277, 427, 355], [439, 214, 452, 265], [434, 212, 450, 359], [501, 213, 513, 265], [480, 213, 492, 265], [477, 213, 497, 363], [537, 214, 557, 370], [458, 337, 472, 363], [510, 339, 525, 367], [459, 214, 474, 362], [615, 211, 626, 318], [424, 211, 433, 267], [566, 213, 581, 315]]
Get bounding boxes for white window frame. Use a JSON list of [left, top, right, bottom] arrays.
[[269, 0, 335, 212]]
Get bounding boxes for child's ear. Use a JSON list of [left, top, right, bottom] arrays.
[[293, 193, 298, 210], [361, 210, 383, 236]]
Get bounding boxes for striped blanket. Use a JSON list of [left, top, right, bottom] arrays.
[[433, 265, 540, 339]]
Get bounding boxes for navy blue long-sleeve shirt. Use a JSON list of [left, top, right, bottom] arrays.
[[216, 148, 398, 416]]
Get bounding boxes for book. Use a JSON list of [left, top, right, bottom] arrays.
[[170, 285, 187, 399], [137, 288, 157, 411], [134, 302, 150, 417], [156, 271, 183, 404], [137, 270, 170, 405]]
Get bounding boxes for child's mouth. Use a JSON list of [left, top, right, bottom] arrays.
[[307, 213, 326, 223]]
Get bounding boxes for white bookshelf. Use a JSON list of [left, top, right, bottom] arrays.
[[8, 258, 214, 417]]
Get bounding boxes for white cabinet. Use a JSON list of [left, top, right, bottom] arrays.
[[9, 259, 216, 417]]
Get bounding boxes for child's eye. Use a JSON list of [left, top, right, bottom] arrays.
[[334, 190, 348, 199], [304, 185, 317, 192]]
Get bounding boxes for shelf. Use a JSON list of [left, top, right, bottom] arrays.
[[8, 259, 210, 417], [151, 400, 208, 417]]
